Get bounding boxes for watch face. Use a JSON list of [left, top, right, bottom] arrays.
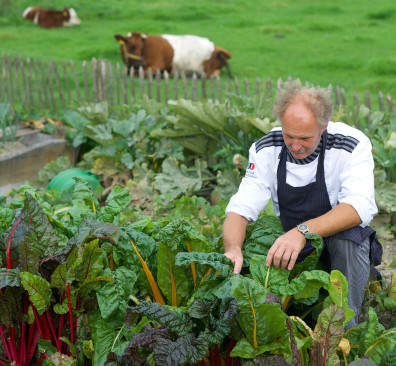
[[299, 224, 308, 231]]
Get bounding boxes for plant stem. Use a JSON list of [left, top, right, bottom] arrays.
[[7, 216, 22, 269], [67, 283, 74, 344], [0, 326, 12, 360], [46, 310, 60, 351]]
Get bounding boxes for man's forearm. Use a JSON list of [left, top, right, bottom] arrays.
[[222, 212, 249, 252], [304, 203, 362, 237]]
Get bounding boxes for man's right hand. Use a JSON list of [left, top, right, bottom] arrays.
[[222, 212, 249, 274], [224, 248, 244, 274]]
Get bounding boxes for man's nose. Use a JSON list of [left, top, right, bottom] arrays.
[[292, 142, 302, 151]]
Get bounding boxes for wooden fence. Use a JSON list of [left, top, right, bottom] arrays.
[[0, 53, 394, 114]]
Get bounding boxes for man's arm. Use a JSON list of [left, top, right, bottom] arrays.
[[223, 212, 249, 273], [266, 203, 362, 270]]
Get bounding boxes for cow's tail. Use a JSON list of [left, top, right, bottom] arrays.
[[217, 52, 233, 79]]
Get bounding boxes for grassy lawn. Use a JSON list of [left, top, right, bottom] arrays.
[[0, 0, 395, 106]]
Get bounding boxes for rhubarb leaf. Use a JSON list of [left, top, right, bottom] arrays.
[[21, 272, 51, 315]]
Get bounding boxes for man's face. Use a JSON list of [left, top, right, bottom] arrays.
[[281, 103, 326, 160]]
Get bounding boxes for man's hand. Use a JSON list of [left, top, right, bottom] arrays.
[[224, 248, 244, 274], [265, 228, 306, 270]]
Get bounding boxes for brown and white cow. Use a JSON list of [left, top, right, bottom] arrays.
[[114, 32, 232, 78], [22, 7, 81, 28]]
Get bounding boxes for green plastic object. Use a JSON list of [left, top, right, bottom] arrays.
[[48, 169, 100, 193]]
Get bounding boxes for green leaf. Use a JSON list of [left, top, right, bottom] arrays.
[[154, 157, 202, 201], [250, 254, 289, 295], [72, 176, 100, 212], [20, 272, 51, 315], [230, 276, 287, 351], [98, 186, 131, 223], [0, 207, 14, 233], [96, 266, 138, 321], [0, 268, 21, 288], [157, 242, 189, 306], [328, 270, 355, 325], [175, 251, 233, 277], [127, 301, 193, 337]]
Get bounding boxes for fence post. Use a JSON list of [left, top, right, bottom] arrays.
[[266, 78, 272, 96], [26, 57, 35, 108], [122, 65, 128, 105], [108, 61, 114, 106], [163, 70, 169, 103], [255, 77, 260, 95], [33, 59, 43, 110], [62, 61, 71, 106], [364, 91, 371, 123], [192, 73, 197, 102], [341, 88, 346, 105], [353, 92, 359, 110], [139, 66, 144, 102], [181, 71, 188, 99], [129, 68, 135, 105], [234, 76, 240, 96], [91, 58, 98, 103], [41, 60, 50, 109], [5, 54, 14, 104], [82, 61, 89, 102], [216, 76, 222, 103], [53, 61, 65, 109], [378, 91, 385, 112], [244, 77, 249, 97], [156, 69, 161, 103], [173, 70, 179, 100], [201, 73, 206, 100], [48, 62, 57, 112], [20, 58, 28, 109], [147, 68, 153, 100], [13, 56, 21, 103], [69, 60, 81, 102]]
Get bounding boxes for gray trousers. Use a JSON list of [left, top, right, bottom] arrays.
[[325, 237, 370, 330]]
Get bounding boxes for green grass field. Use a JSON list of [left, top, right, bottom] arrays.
[[1, 0, 395, 104]]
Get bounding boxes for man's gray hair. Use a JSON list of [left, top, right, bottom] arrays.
[[273, 80, 333, 129]]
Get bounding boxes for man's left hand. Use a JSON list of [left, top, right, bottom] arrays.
[[265, 228, 306, 270]]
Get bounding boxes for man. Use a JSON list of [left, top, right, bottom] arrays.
[[223, 80, 382, 329]]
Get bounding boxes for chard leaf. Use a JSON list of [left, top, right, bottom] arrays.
[[230, 337, 286, 359], [290, 233, 325, 276], [175, 251, 233, 277], [96, 266, 138, 321], [328, 270, 355, 325], [362, 308, 380, 355], [278, 270, 330, 300], [153, 331, 209, 366], [22, 192, 59, 260], [312, 304, 345, 366], [160, 219, 209, 251], [157, 242, 189, 306], [98, 186, 131, 223], [72, 176, 100, 212], [68, 218, 120, 248], [0, 268, 21, 288], [0, 207, 14, 233], [230, 277, 287, 350], [127, 301, 192, 337], [250, 254, 289, 295], [51, 248, 82, 290], [20, 272, 51, 315], [366, 338, 396, 365], [0, 287, 23, 330]]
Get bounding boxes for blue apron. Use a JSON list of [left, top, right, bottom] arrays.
[[276, 130, 382, 265]]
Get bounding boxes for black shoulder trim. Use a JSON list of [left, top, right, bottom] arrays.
[[255, 130, 283, 153], [326, 133, 359, 153]]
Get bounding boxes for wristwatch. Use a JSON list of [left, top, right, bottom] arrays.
[[297, 223, 309, 235]]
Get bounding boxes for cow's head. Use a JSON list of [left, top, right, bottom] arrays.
[[66, 8, 81, 26], [114, 32, 146, 73]]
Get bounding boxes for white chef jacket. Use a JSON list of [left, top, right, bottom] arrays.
[[225, 121, 378, 227]]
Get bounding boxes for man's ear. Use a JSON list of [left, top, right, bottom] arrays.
[[321, 125, 328, 133]]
